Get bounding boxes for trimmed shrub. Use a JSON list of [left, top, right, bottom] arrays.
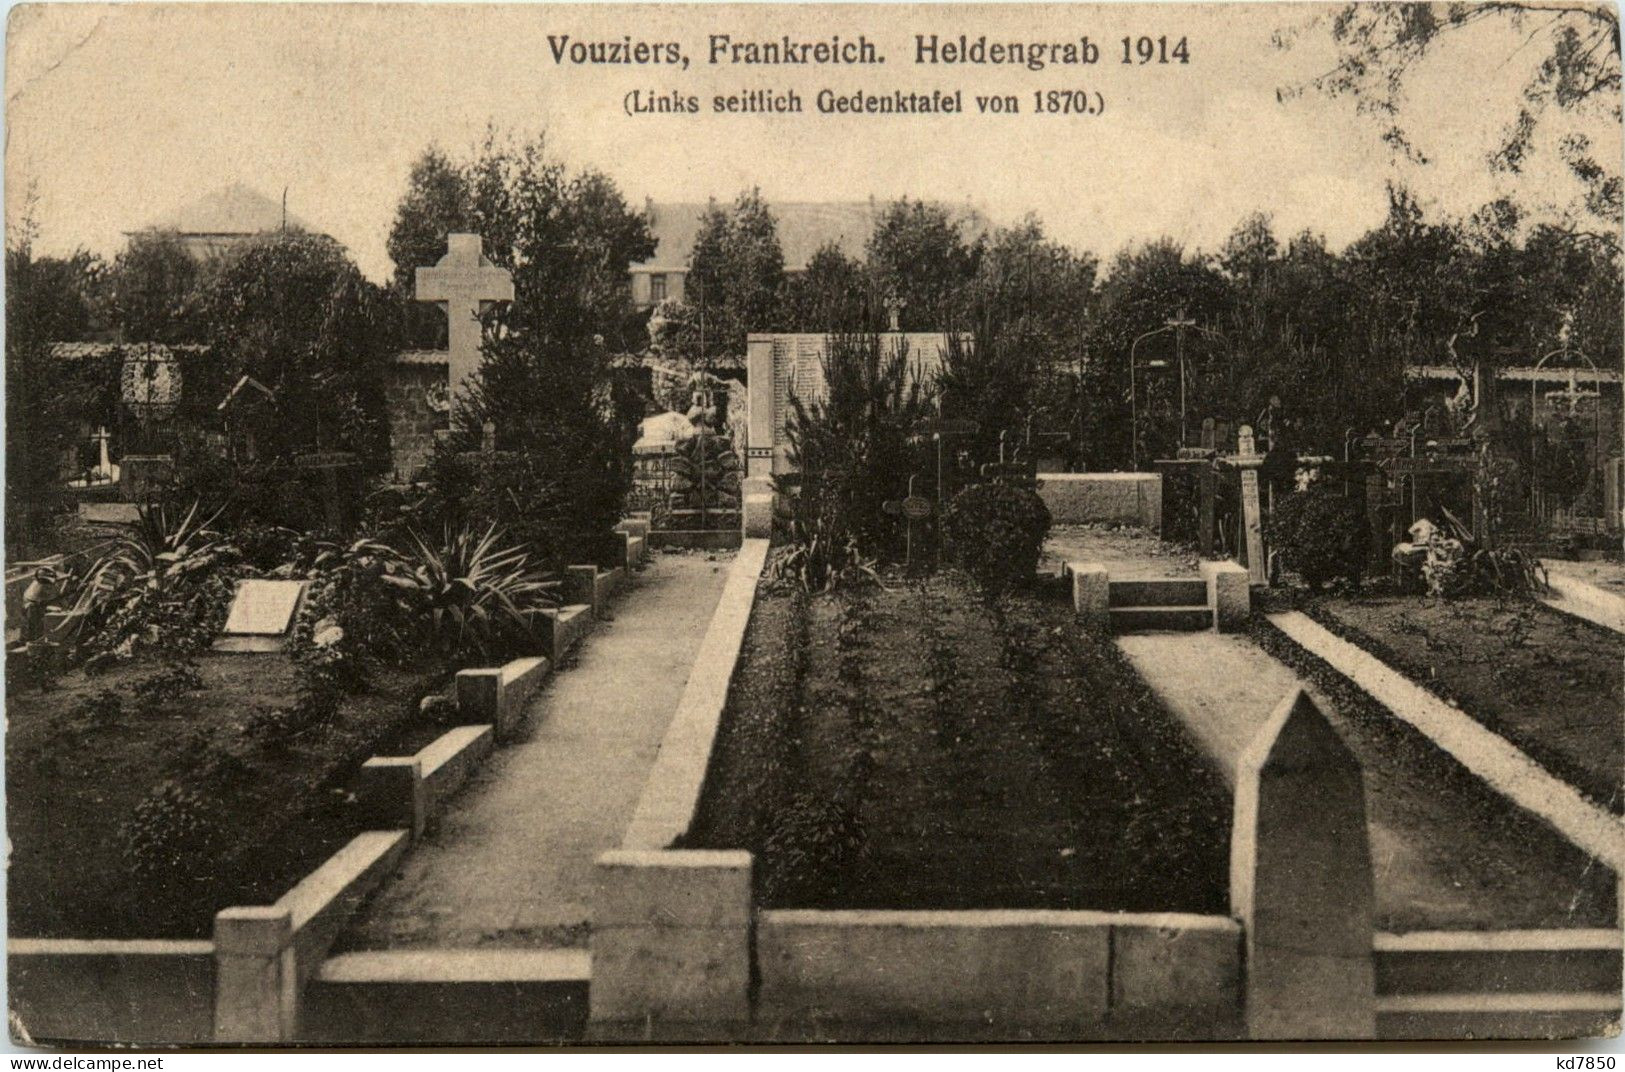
[[1266, 484, 1367, 589], [942, 481, 1052, 593]]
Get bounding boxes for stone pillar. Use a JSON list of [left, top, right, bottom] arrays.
[[1230, 689, 1375, 1040], [356, 756, 426, 838], [1068, 562, 1109, 632], [214, 906, 298, 1043], [744, 335, 776, 490], [591, 850, 753, 1034], [742, 492, 773, 540], [1200, 560, 1250, 632]]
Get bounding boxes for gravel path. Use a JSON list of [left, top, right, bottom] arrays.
[[338, 550, 735, 950]]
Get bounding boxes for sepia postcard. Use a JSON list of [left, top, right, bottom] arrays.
[[4, 0, 1623, 1050]]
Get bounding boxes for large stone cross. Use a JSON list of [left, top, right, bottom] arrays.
[[415, 233, 513, 412]]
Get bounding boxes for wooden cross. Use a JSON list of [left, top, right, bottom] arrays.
[[415, 234, 514, 416], [882, 474, 934, 567]]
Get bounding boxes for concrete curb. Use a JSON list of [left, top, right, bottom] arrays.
[[620, 538, 772, 850], [1542, 570, 1625, 634], [1267, 610, 1625, 871]]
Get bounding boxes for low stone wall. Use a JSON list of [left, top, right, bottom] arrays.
[[305, 949, 589, 1044], [1039, 473, 1161, 529], [215, 830, 411, 1042], [566, 564, 626, 617], [357, 725, 496, 835], [536, 604, 591, 663], [8, 939, 216, 1046], [456, 656, 550, 743], [755, 910, 1239, 1039], [618, 538, 772, 850]]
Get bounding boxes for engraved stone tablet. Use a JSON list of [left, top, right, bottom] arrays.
[[215, 579, 308, 652]]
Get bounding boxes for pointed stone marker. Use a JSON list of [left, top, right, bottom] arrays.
[[1230, 688, 1375, 1039]]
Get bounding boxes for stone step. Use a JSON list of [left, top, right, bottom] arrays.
[[302, 949, 589, 1044], [1375, 991, 1622, 1041], [1374, 930, 1622, 997], [1108, 579, 1208, 608], [1108, 606, 1213, 633]]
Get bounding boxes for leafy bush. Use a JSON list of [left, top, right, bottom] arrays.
[[132, 660, 204, 716], [761, 792, 865, 904], [1265, 485, 1367, 589], [121, 781, 227, 918], [303, 523, 559, 668], [942, 481, 1052, 593]]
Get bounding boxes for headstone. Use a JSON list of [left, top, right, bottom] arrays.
[[295, 451, 362, 535], [414, 234, 514, 416], [214, 579, 308, 653]]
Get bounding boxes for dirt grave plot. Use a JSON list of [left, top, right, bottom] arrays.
[[1301, 593, 1623, 814], [1041, 523, 1202, 580], [6, 654, 438, 939], [1249, 616, 1617, 932], [685, 565, 1231, 913]]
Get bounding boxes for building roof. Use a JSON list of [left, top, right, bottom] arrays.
[[131, 183, 314, 237], [50, 342, 207, 361], [633, 200, 989, 273]]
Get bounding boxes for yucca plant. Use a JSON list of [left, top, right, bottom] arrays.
[[72, 502, 234, 652], [379, 523, 560, 664], [667, 431, 742, 528]]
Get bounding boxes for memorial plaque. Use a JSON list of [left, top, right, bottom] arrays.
[[216, 579, 308, 652]]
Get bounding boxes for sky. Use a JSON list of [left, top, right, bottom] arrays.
[[6, 2, 1618, 282]]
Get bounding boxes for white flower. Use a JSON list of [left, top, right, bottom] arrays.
[[313, 625, 345, 649]]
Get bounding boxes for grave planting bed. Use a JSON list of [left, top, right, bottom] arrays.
[[1298, 590, 1623, 814], [685, 565, 1230, 912], [7, 654, 441, 940]]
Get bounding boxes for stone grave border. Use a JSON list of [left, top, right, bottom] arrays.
[[1036, 472, 1162, 529], [1061, 559, 1250, 633], [586, 539, 1621, 1042], [9, 520, 650, 1046]]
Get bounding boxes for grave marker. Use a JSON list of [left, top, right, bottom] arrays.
[[1236, 425, 1267, 585], [415, 234, 514, 415], [215, 579, 308, 653], [882, 475, 934, 567]]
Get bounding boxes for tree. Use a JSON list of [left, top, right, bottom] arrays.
[[781, 242, 870, 332], [391, 131, 656, 566], [1084, 238, 1230, 466], [107, 231, 208, 344], [5, 236, 101, 551], [680, 189, 786, 365], [944, 218, 1097, 461], [865, 199, 982, 330], [1282, 3, 1622, 224], [204, 232, 399, 465]]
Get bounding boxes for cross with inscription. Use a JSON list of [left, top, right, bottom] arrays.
[[415, 233, 514, 415]]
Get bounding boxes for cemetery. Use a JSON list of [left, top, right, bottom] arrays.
[[6, 133, 1624, 1045]]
